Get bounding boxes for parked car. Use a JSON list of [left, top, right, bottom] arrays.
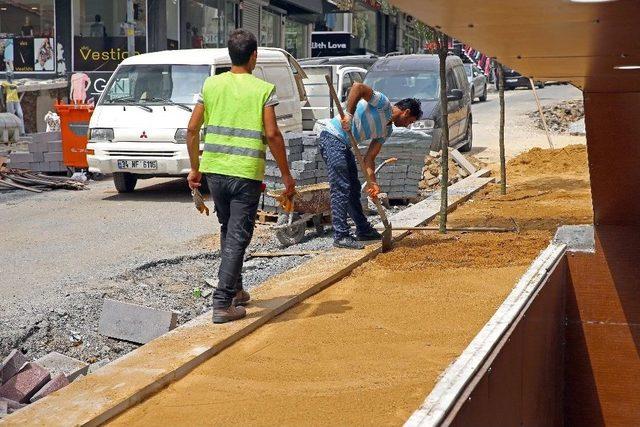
[[300, 64, 367, 130], [363, 54, 473, 152], [87, 48, 308, 193], [297, 54, 379, 70], [497, 66, 545, 90], [464, 63, 488, 102]]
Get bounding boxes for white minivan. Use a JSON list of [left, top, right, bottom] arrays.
[[87, 48, 308, 192]]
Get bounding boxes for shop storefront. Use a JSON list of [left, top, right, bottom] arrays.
[[0, 0, 56, 73]]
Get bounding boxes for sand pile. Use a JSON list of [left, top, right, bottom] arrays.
[[508, 144, 588, 176]]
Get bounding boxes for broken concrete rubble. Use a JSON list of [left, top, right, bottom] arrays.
[[98, 298, 178, 344], [29, 373, 69, 403], [0, 350, 27, 385], [35, 352, 89, 382], [0, 362, 50, 403]]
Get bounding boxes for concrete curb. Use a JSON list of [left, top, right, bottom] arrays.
[[1, 171, 493, 426]]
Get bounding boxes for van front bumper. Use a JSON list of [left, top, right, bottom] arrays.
[[86, 142, 193, 176]]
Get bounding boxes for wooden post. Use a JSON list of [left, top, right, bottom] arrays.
[[497, 62, 507, 195], [530, 78, 554, 149], [438, 33, 450, 234]]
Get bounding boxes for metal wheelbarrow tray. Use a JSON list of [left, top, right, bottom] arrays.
[[267, 183, 331, 246]]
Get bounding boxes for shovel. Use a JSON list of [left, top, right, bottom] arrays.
[[325, 75, 393, 252]]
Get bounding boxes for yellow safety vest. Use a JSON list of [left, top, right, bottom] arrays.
[[199, 72, 274, 181]]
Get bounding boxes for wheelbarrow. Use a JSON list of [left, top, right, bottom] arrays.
[[268, 183, 331, 246]]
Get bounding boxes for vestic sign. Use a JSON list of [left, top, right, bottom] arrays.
[[311, 32, 351, 57]]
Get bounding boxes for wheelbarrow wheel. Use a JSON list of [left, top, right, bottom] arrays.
[[276, 213, 306, 247]]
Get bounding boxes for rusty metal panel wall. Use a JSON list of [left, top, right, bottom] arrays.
[[565, 225, 640, 426], [449, 257, 567, 427], [584, 93, 640, 226]]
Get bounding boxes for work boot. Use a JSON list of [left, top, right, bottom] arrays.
[[232, 289, 250, 306], [212, 305, 246, 324], [333, 236, 365, 250], [357, 229, 382, 241]]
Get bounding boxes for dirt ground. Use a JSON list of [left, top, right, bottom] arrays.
[[110, 145, 592, 426]]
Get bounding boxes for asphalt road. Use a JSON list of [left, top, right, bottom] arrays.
[[469, 84, 585, 163], [1, 177, 215, 316]]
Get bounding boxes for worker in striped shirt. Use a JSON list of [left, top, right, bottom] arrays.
[[319, 83, 422, 249]]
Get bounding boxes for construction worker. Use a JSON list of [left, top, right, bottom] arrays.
[[319, 84, 422, 249], [186, 29, 296, 324]]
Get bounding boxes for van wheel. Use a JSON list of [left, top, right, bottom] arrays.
[[114, 172, 137, 193], [459, 120, 473, 153], [479, 86, 488, 102]]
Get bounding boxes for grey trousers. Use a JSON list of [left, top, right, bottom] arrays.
[[205, 173, 261, 308]]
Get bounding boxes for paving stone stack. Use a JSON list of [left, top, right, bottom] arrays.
[[261, 132, 327, 213], [418, 149, 474, 196], [363, 140, 427, 202], [0, 348, 89, 417], [8, 131, 66, 173]]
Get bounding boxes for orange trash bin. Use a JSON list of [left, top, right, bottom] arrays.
[[55, 102, 94, 169]]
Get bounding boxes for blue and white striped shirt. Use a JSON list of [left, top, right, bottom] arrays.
[[325, 91, 393, 145]]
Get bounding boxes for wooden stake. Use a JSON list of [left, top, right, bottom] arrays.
[[530, 78, 554, 149], [438, 32, 450, 234], [497, 62, 507, 195], [248, 251, 323, 258], [378, 226, 517, 233]]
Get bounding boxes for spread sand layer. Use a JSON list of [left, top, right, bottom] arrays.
[[110, 144, 592, 426]]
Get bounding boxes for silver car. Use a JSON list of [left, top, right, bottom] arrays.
[[464, 63, 488, 102]]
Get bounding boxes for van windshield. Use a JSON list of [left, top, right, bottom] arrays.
[[100, 64, 210, 106], [364, 71, 440, 101]]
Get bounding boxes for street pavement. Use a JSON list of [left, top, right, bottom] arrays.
[[470, 84, 585, 163], [0, 84, 585, 329]]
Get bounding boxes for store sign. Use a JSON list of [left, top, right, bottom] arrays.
[[311, 32, 350, 57], [74, 36, 146, 72]]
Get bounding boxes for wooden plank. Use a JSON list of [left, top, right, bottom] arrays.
[[450, 149, 477, 175], [2, 173, 495, 427]]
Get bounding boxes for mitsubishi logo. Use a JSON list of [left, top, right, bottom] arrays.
[[140, 131, 148, 139]]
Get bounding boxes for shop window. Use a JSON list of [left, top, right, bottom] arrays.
[[352, 7, 377, 53], [166, 0, 179, 49], [260, 9, 281, 48], [317, 12, 347, 32], [285, 18, 307, 59], [72, 0, 147, 72], [183, 0, 235, 49], [0, 0, 55, 72]]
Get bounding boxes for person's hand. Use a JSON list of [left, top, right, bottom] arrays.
[[187, 169, 202, 190], [367, 181, 380, 199], [282, 173, 296, 197], [341, 112, 352, 131]]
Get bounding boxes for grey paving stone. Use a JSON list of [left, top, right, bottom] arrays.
[[98, 298, 178, 344]]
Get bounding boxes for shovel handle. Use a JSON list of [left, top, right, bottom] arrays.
[[325, 75, 391, 229]]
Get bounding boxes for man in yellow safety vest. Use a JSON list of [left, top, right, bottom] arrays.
[[186, 29, 296, 324]]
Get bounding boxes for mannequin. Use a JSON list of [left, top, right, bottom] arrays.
[[56, 42, 66, 74], [3, 38, 13, 72], [70, 72, 91, 104], [21, 16, 34, 37], [2, 72, 25, 135]]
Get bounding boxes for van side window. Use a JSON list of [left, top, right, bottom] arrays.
[[263, 66, 295, 101], [454, 66, 467, 89], [341, 73, 353, 100], [446, 70, 458, 91], [215, 66, 231, 75]]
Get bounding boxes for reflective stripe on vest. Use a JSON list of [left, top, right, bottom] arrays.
[[204, 125, 262, 141], [203, 142, 266, 160]]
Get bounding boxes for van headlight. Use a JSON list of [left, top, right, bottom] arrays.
[[89, 128, 114, 142], [174, 128, 188, 143], [412, 119, 435, 130]]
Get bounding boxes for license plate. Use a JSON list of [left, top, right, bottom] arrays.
[[506, 78, 518, 83], [117, 159, 158, 170]]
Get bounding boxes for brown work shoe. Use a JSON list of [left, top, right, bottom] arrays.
[[232, 289, 250, 306], [212, 305, 246, 324]]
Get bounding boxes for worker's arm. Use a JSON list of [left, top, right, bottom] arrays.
[[186, 103, 204, 190], [363, 139, 383, 199], [263, 105, 296, 196], [341, 82, 374, 131]]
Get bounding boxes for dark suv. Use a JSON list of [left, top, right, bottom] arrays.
[[364, 54, 473, 151], [498, 66, 545, 90]]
